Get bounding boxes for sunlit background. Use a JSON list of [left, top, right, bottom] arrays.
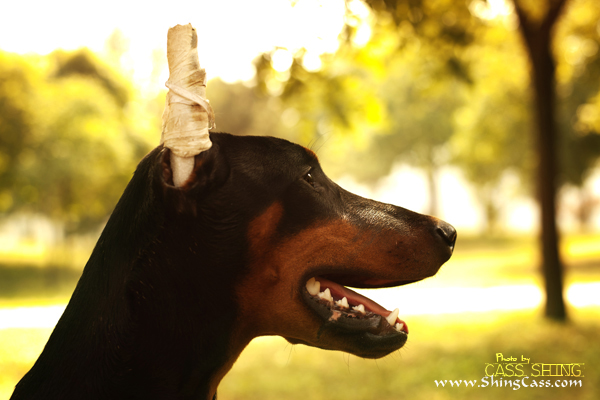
[[1, 0, 599, 399]]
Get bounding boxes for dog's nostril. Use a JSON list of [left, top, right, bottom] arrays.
[[436, 221, 457, 251]]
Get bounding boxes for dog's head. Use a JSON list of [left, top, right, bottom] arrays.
[[12, 132, 455, 400], [156, 132, 455, 359]]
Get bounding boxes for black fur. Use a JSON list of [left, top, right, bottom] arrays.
[[11, 133, 456, 400]]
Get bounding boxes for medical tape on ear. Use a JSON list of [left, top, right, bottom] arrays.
[[160, 24, 215, 186], [162, 81, 215, 158]]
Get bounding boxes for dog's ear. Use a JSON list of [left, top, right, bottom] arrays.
[[160, 143, 229, 214]]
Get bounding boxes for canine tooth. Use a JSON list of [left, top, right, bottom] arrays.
[[306, 278, 320, 296], [352, 304, 365, 314], [318, 288, 333, 302], [395, 322, 405, 332], [335, 297, 349, 309], [386, 308, 399, 326]]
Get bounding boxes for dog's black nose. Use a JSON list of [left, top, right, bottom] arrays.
[[436, 221, 457, 252]]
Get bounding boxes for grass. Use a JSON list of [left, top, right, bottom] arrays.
[[428, 233, 600, 288], [0, 232, 599, 399], [1, 309, 598, 400], [217, 308, 600, 400], [0, 264, 79, 309], [0, 328, 53, 399]]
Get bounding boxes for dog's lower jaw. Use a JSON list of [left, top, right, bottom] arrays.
[[283, 310, 408, 359], [284, 330, 408, 359]]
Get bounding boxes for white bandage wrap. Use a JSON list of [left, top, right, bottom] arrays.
[[160, 24, 215, 186]]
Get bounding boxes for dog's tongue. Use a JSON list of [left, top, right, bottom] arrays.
[[315, 277, 408, 333]]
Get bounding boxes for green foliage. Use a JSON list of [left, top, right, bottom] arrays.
[[445, 0, 600, 231], [250, 0, 600, 229], [452, 14, 533, 181], [556, 0, 600, 186], [252, 1, 484, 215], [0, 49, 156, 233], [208, 78, 289, 139], [2, 0, 600, 234], [252, 16, 468, 186], [254, 48, 387, 148], [54, 49, 130, 107], [365, 0, 479, 82], [449, 15, 534, 229]]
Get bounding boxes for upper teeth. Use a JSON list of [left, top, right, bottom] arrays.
[[306, 277, 405, 333], [306, 277, 320, 296], [318, 288, 333, 303], [386, 308, 399, 326], [335, 297, 349, 309], [352, 304, 366, 314]]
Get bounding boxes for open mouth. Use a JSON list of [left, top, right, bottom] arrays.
[[303, 276, 408, 336]]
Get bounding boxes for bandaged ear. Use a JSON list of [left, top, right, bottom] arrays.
[[161, 24, 215, 187]]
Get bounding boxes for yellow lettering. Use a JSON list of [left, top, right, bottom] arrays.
[[541, 364, 553, 376], [572, 363, 583, 377], [504, 363, 514, 377], [515, 363, 525, 377], [496, 364, 505, 376]]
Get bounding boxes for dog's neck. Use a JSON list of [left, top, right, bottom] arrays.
[[12, 148, 252, 400], [13, 231, 251, 400], [124, 232, 251, 400]]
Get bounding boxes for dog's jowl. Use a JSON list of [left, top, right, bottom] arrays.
[[11, 133, 456, 400]]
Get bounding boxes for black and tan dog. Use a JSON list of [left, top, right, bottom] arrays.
[[11, 133, 456, 400]]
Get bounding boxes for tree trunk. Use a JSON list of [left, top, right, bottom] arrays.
[[514, 0, 568, 321], [425, 164, 439, 217], [576, 187, 595, 232], [484, 196, 499, 235]]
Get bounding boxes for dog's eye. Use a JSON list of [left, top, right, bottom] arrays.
[[303, 172, 316, 187]]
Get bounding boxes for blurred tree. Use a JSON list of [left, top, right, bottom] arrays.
[[364, 0, 479, 81], [54, 49, 130, 108], [0, 52, 37, 213], [207, 78, 289, 138], [452, 0, 600, 234], [555, 0, 600, 229], [0, 49, 154, 234], [253, 1, 478, 216], [357, 38, 467, 216], [450, 9, 534, 233], [254, 45, 387, 148], [332, 1, 480, 218], [511, 0, 570, 321], [363, 0, 600, 321]]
